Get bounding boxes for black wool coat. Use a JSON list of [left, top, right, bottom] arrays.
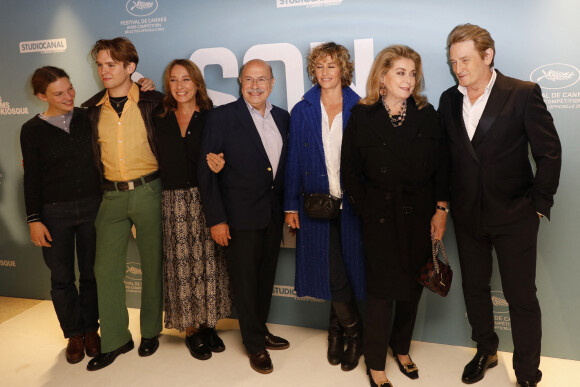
[[341, 97, 450, 299]]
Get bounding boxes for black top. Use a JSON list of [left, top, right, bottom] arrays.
[[153, 107, 208, 190], [20, 107, 101, 222]]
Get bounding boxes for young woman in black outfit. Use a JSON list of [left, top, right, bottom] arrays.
[[20, 67, 102, 364]]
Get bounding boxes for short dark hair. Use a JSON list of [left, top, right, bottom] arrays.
[[91, 37, 139, 69], [447, 23, 495, 67], [31, 66, 69, 95]]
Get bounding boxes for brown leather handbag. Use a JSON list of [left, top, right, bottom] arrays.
[[416, 238, 453, 297]]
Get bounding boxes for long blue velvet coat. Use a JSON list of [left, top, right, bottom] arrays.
[[284, 85, 365, 300]]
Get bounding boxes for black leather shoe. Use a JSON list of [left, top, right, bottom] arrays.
[[202, 327, 225, 353], [248, 349, 273, 374], [138, 335, 159, 357], [186, 332, 212, 360], [87, 339, 134, 371], [393, 352, 419, 379], [265, 332, 289, 350], [517, 381, 538, 387], [461, 351, 498, 384], [366, 367, 393, 387]]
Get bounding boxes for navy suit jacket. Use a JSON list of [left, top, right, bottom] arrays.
[[439, 70, 561, 226], [198, 97, 290, 230]]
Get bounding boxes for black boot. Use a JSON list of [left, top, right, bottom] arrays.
[[332, 299, 363, 371], [327, 304, 344, 365]]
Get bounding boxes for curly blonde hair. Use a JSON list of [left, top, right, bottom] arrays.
[[360, 45, 427, 109], [307, 42, 354, 88]]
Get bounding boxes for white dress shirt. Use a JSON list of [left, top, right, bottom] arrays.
[[320, 101, 343, 199], [245, 100, 283, 178], [458, 68, 497, 140]]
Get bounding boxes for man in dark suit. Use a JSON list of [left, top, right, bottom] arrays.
[[198, 59, 290, 374], [438, 24, 561, 387]]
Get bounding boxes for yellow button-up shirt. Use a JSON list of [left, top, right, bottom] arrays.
[[97, 83, 158, 181]]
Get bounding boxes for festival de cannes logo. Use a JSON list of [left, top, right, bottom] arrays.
[[126, 0, 158, 17], [125, 261, 143, 281], [491, 290, 509, 314], [530, 63, 580, 90]]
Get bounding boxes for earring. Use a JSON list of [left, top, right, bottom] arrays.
[[379, 82, 387, 96]]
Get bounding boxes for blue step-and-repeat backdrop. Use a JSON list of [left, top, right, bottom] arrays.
[[1, 0, 579, 361]]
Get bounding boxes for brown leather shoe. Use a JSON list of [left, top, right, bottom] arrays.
[[248, 349, 273, 374], [265, 333, 289, 350], [66, 335, 85, 364], [85, 331, 101, 357]]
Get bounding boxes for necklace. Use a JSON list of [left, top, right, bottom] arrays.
[[110, 96, 128, 108], [382, 97, 407, 127]]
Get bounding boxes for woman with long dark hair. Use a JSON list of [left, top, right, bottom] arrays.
[[153, 59, 232, 361]]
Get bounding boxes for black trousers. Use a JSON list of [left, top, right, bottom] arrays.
[[41, 195, 101, 338], [454, 213, 542, 382], [328, 215, 353, 302], [364, 294, 422, 370], [224, 218, 283, 354]]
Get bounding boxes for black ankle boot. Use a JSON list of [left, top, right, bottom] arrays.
[[327, 304, 344, 365], [332, 299, 362, 371]]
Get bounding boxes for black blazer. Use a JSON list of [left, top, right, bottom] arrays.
[[438, 70, 561, 226], [197, 97, 290, 230]]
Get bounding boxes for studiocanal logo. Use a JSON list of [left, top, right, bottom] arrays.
[[277, 0, 343, 8], [272, 285, 324, 302], [19, 38, 67, 54], [491, 290, 511, 331], [530, 63, 580, 90], [126, 0, 159, 17]]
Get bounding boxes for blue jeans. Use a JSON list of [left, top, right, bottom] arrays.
[[41, 195, 101, 338]]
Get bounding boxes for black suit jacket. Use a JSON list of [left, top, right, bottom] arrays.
[[439, 70, 561, 226], [198, 97, 290, 230]]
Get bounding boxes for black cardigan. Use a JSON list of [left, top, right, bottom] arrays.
[[20, 107, 101, 222], [153, 107, 208, 190]]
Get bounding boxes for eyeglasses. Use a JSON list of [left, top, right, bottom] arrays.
[[241, 77, 271, 86]]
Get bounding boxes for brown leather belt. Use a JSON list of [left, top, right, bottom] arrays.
[[102, 171, 160, 192]]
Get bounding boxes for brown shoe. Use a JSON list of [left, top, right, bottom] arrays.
[[85, 331, 101, 357], [66, 335, 85, 364], [248, 349, 273, 374]]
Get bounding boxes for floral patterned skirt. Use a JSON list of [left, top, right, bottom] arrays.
[[162, 187, 232, 331]]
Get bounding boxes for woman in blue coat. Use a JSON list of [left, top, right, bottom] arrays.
[[284, 42, 365, 371]]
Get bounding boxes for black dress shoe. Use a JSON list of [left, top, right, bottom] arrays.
[[186, 332, 212, 360], [366, 367, 393, 387], [87, 339, 134, 371], [517, 381, 538, 387], [265, 332, 289, 350], [138, 335, 159, 357], [393, 352, 419, 379], [202, 327, 225, 352], [461, 351, 498, 384], [248, 349, 273, 374]]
